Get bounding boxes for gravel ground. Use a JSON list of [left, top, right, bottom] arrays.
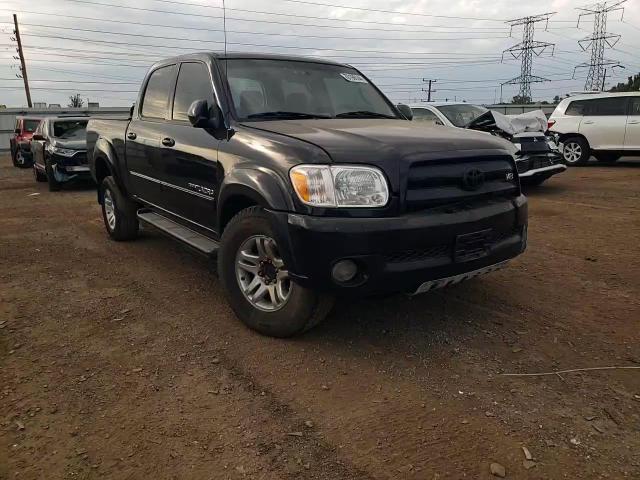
[[1, 155, 639, 479]]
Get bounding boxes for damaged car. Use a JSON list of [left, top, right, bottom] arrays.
[[31, 117, 90, 191], [410, 103, 566, 186]]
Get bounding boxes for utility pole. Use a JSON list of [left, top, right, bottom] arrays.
[[501, 13, 556, 103], [12, 14, 32, 108], [422, 79, 436, 102], [602, 68, 607, 91], [574, 1, 626, 91]]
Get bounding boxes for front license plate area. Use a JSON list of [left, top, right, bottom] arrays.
[[455, 229, 492, 263]]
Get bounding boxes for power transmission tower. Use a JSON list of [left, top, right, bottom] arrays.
[[421, 79, 436, 102], [574, 1, 626, 91], [501, 13, 556, 103], [11, 14, 32, 108]]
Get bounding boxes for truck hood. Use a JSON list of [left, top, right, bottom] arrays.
[[241, 119, 513, 164]]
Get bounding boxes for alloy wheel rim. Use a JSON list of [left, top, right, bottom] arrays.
[[235, 235, 291, 312], [104, 189, 117, 231], [563, 142, 582, 164]]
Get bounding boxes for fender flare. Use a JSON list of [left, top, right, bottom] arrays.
[[92, 137, 127, 202], [217, 167, 293, 224]]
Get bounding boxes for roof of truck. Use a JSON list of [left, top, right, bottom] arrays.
[[153, 52, 351, 68]]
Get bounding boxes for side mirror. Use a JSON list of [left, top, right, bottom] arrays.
[[188, 99, 222, 129], [14, 128, 21, 134], [397, 103, 413, 121], [32, 133, 44, 141]]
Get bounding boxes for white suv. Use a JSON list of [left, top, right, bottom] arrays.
[[548, 92, 640, 165]]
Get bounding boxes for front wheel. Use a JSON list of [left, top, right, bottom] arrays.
[[218, 206, 334, 338], [33, 165, 47, 182], [100, 176, 139, 241], [45, 158, 62, 191], [562, 137, 590, 166]]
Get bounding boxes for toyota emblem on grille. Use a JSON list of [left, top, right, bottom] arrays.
[[462, 169, 485, 191]]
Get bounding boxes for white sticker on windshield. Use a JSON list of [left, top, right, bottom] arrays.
[[340, 73, 367, 83]]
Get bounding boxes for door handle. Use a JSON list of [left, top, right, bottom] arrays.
[[162, 137, 175, 147], [127, 132, 137, 140], [583, 120, 595, 124], [629, 120, 640, 125]]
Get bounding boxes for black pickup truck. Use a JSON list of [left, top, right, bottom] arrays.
[[87, 53, 528, 337]]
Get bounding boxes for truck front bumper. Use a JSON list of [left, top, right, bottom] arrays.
[[272, 194, 528, 296]]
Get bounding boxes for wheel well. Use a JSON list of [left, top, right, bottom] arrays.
[[94, 157, 112, 203], [94, 157, 111, 185], [559, 133, 589, 147], [220, 195, 260, 231]]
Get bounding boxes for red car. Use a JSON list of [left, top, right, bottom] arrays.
[[10, 116, 42, 168]]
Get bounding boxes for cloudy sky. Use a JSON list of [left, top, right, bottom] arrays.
[[1, 0, 639, 107]]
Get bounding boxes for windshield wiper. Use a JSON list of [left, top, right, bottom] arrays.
[[246, 111, 331, 120], [335, 111, 395, 119]]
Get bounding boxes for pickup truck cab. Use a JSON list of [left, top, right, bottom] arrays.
[[87, 53, 528, 337]]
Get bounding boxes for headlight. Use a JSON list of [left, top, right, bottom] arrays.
[[290, 165, 389, 208], [547, 140, 558, 151], [47, 144, 77, 157], [512, 143, 522, 152]]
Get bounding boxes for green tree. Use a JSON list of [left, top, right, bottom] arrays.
[[610, 73, 640, 92], [511, 94, 532, 104], [68, 93, 84, 108]]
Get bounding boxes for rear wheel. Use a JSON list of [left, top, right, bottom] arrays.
[[219, 206, 334, 338], [562, 137, 590, 166], [100, 176, 139, 241]]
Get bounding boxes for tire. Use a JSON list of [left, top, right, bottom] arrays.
[[33, 165, 47, 182], [45, 157, 62, 191], [100, 176, 139, 241], [218, 206, 334, 338], [11, 148, 19, 167], [595, 153, 620, 164], [562, 136, 590, 166]]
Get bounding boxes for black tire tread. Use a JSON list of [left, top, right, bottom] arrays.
[[219, 206, 334, 337], [101, 176, 139, 241]]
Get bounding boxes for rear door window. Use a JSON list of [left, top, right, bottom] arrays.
[[584, 97, 628, 116], [629, 97, 640, 116], [172, 62, 215, 121], [141, 65, 176, 119], [565, 100, 587, 116]]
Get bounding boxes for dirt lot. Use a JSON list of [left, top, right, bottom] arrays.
[[1, 155, 639, 480]]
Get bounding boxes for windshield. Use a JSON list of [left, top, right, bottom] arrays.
[[53, 120, 88, 140], [23, 120, 40, 132], [223, 59, 397, 120], [435, 104, 488, 128]]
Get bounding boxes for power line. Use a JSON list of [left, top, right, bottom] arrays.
[[6, 21, 510, 43], [62, 0, 502, 22], [18, 32, 509, 59], [58, 0, 512, 31], [0, 8, 509, 34]]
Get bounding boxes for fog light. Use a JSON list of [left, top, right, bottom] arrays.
[[332, 260, 358, 283]]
